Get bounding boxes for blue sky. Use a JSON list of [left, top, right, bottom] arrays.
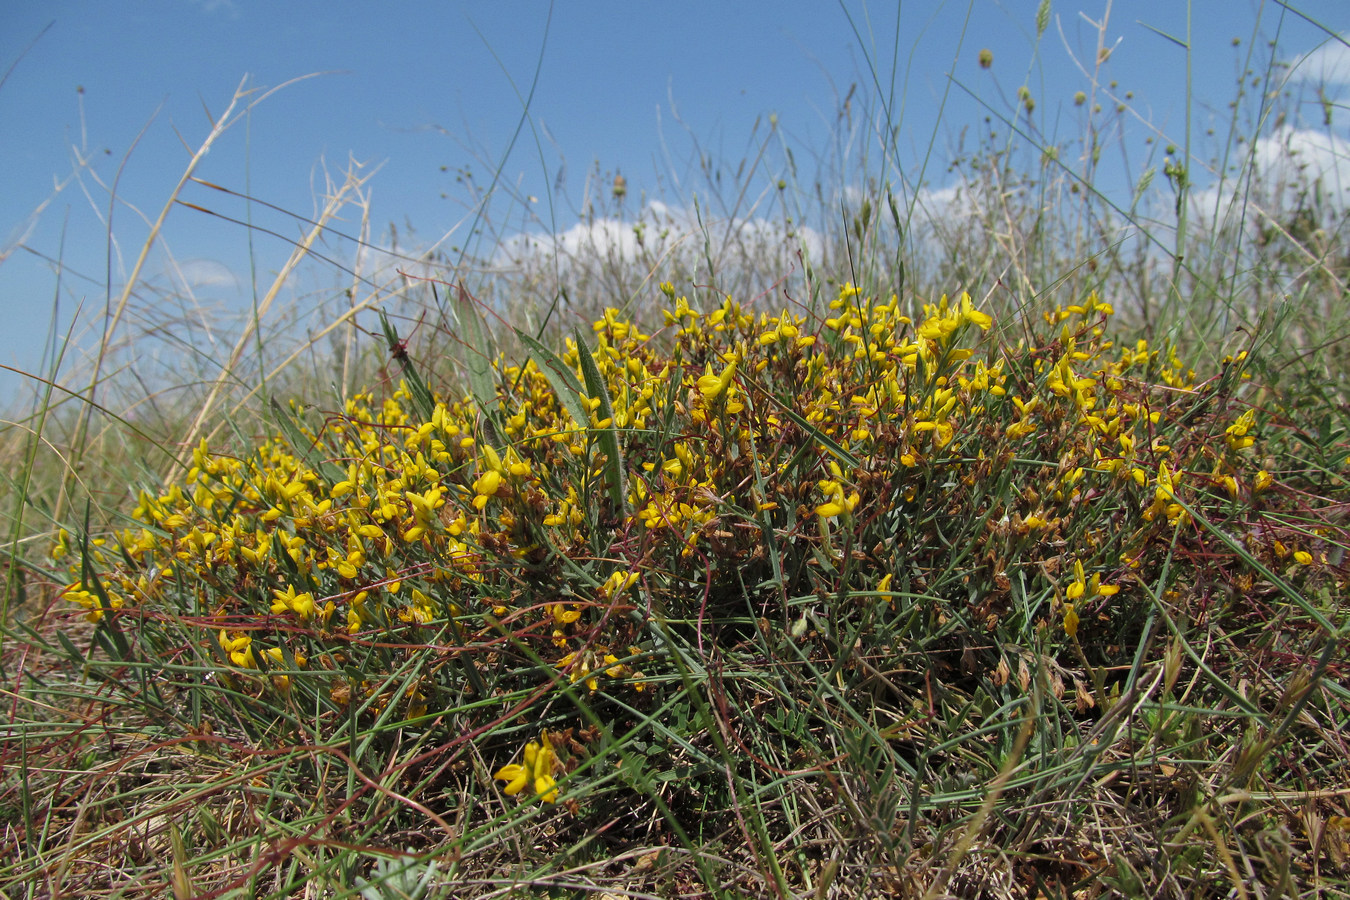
[[1, 1, 1347, 396]]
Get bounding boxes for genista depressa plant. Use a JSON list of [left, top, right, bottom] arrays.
[[51, 284, 1347, 839], [10, 1, 1350, 891]]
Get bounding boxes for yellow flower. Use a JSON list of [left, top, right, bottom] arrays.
[[1225, 409, 1257, 452], [1063, 603, 1079, 639], [480, 444, 506, 475], [600, 570, 640, 598], [62, 585, 124, 623], [814, 478, 860, 519], [51, 528, 70, 561], [815, 499, 845, 517], [404, 486, 444, 522], [550, 602, 582, 625], [493, 731, 558, 804], [558, 651, 599, 691], [1065, 559, 1117, 603], [1145, 461, 1184, 522], [399, 588, 437, 624], [1066, 560, 1087, 600], [494, 761, 529, 796], [270, 584, 318, 620], [959, 292, 994, 330], [218, 629, 257, 668], [696, 359, 737, 402], [473, 470, 502, 510]]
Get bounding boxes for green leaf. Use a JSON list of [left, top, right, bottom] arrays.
[[1136, 19, 1188, 49], [454, 287, 500, 442], [515, 329, 590, 432], [740, 372, 861, 471], [573, 328, 629, 515], [378, 311, 436, 423], [269, 399, 344, 485], [55, 627, 86, 667]]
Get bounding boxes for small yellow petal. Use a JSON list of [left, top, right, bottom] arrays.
[[1063, 604, 1079, 639], [535, 774, 558, 804], [697, 373, 724, 400], [493, 764, 529, 796]]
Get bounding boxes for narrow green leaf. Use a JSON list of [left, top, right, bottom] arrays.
[[1137, 20, 1188, 49], [741, 374, 861, 470], [378, 310, 436, 423], [55, 627, 86, 667], [77, 516, 130, 663], [515, 329, 590, 432], [573, 328, 628, 514], [455, 286, 498, 425], [269, 399, 344, 484]]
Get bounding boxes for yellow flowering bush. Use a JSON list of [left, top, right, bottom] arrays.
[[53, 285, 1348, 790]]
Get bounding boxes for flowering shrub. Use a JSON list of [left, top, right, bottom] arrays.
[[55, 284, 1348, 807]]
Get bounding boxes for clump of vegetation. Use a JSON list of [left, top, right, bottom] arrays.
[[29, 282, 1350, 896], [5, 2, 1350, 896]]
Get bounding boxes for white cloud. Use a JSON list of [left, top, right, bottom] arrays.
[[1249, 126, 1349, 198], [495, 201, 826, 279], [1191, 125, 1350, 231], [174, 257, 241, 291], [1285, 34, 1350, 90], [894, 179, 1016, 264], [910, 183, 988, 227]]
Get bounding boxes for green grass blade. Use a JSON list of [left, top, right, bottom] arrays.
[[572, 327, 628, 515], [269, 399, 343, 485], [454, 285, 501, 443], [378, 310, 436, 423], [514, 329, 589, 432]]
